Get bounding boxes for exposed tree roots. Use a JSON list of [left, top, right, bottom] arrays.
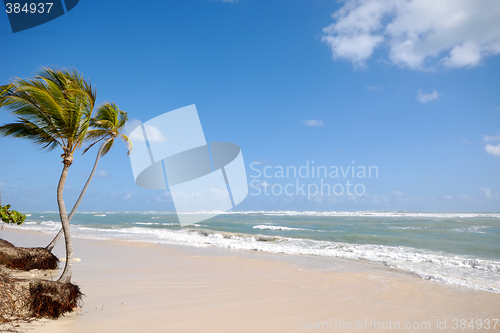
[[0, 239, 82, 331], [0, 241, 58, 271], [0, 269, 83, 330]]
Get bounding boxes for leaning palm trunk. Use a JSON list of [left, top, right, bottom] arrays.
[[45, 226, 62, 253], [1, 68, 99, 285], [56, 161, 74, 284], [46, 137, 113, 252]]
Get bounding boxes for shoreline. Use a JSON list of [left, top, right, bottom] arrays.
[[1, 227, 500, 332]]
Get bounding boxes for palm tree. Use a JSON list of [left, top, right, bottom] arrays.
[[0, 68, 95, 283], [0, 85, 11, 209], [46, 102, 132, 251]]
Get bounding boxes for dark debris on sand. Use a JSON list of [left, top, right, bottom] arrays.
[[0, 240, 58, 271], [0, 239, 83, 331]]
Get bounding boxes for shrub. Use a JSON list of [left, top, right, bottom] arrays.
[[0, 205, 26, 225]]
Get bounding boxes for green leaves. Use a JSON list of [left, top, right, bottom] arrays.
[[0, 204, 26, 225], [85, 102, 133, 156], [0, 68, 97, 161]]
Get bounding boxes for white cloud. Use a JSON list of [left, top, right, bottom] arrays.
[[124, 118, 143, 137], [367, 85, 381, 90], [460, 139, 470, 144], [391, 190, 404, 197], [95, 170, 110, 178], [483, 132, 500, 142], [109, 190, 135, 200], [478, 187, 500, 199], [483, 132, 500, 156], [443, 41, 482, 68], [144, 125, 167, 143], [485, 144, 500, 157], [322, 0, 500, 70], [322, 34, 383, 67], [495, 107, 500, 111], [304, 119, 325, 127], [252, 181, 271, 188], [155, 191, 172, 203], [127, 122, 167, 143], [416, 90, 439, 103]]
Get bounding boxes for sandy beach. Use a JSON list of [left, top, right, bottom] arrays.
[[1, 227, 499, 332], [2, 1, 500, 332]]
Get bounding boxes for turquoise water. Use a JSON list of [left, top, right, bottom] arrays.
[[16, 211, 500, 293]]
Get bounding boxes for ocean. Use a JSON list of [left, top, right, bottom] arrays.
[[15, 211, 500, 294]]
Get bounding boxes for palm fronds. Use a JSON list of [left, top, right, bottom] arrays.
[[85, 102, 133, 156], [0, 68, 96, 160]]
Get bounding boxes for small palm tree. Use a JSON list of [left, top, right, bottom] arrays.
[[0, 68, 95, 283], [46, 102, 132, 251]]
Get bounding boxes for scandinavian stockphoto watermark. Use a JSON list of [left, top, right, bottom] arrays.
[[249, 161, 378, 200], [298, 318, 432, 330], [298, 318, 499, 330]]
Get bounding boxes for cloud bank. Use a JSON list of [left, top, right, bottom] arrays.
[[322, 0, 500, 70]]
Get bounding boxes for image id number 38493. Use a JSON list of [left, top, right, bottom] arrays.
[[5, 3, 53, 14]]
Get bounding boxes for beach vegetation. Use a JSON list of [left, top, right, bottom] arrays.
[[45, 102, 132, 251], [0, 68, 95, 284], [0, 204, 26, 225], [0, 67, 130, 325]]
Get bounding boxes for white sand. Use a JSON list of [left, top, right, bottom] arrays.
[[1, 227, 499, 332]]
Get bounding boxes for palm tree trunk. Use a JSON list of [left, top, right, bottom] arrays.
[[46, 228, 63, 252], [46, 138, 112, 252], [56, 163, 74, 283]]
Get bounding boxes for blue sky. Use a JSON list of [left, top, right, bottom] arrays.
[[0, 0, 499, 212]]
